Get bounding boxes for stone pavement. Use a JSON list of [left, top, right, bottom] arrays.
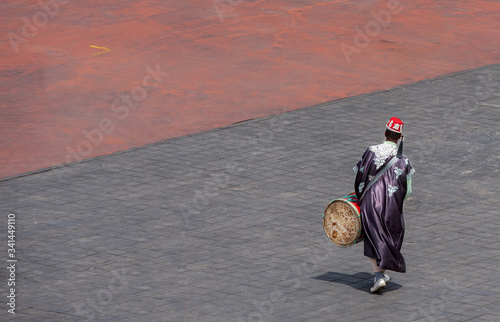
[[1, 63, 500, 321]]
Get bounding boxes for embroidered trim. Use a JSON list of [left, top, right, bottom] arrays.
[[388, 185, 398, 197], [370, 142, 397, 169], [407, 167, 415, 179], [394, 167, 403, 179], [359, 182, 365, 192]]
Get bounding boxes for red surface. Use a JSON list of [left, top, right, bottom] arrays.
[[1, 0, 500, 178]]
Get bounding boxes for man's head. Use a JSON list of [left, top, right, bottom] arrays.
[[385, 117, 403, 142], [385, 129, 401, 142]]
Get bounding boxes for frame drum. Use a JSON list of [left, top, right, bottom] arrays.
[[323, 193, 364, 247]]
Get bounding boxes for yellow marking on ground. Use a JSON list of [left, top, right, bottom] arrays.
[[90, 45, 112, 56]]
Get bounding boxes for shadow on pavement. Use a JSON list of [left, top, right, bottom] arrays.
[[312, 272, 403, 294]]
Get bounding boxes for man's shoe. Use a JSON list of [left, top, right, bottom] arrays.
[[373, 274, 390, 284], [383, 274, 391, 283], [370, 278, 386, 293]]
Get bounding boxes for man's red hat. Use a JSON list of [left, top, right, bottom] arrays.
[[386, 117, 404, 133]]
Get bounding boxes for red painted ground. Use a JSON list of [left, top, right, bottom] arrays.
[[1, 0, 500, 179]]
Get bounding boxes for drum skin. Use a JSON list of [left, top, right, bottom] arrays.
[[323, 194, 364, 247]]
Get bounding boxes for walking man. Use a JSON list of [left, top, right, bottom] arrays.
[[354, 117, 415, 292]]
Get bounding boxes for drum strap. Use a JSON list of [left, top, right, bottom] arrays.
[[359, 137, 404, 202]]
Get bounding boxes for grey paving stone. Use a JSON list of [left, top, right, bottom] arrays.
[[1, 64, 500, 321]]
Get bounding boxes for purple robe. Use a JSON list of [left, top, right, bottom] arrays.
[[354, 141, 415, 273]]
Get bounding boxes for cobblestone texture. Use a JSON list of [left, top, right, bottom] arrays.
[[1, 64, 499, 321]]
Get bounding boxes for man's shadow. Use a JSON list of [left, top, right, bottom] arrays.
[[312, 272, 402, 294]]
